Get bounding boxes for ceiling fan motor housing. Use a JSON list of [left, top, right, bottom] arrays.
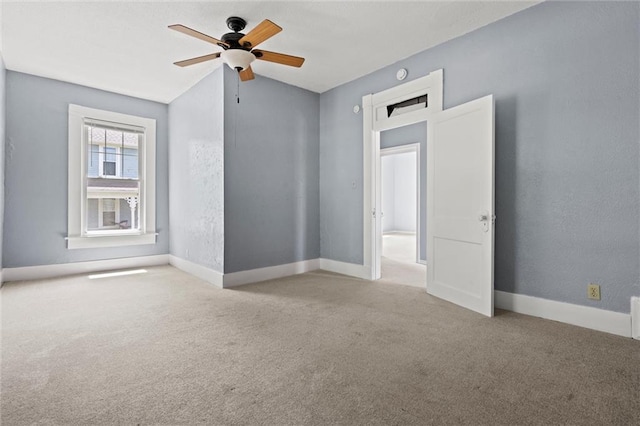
[[221, 16, 255, 71], [221, 32, 249, 49], [222, 17, 253, 50]]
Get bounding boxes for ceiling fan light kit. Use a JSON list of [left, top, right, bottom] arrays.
[[221, 49, 255, 71], [169, 16, 305, 82]]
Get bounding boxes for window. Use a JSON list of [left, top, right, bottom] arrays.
[[386, 94, 428, 118], [67, 104, 156, 249], [85, 125, 139, 232]]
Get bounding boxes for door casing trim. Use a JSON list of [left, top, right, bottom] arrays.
[[362, 69, 443, 280]]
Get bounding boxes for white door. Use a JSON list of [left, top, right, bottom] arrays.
[[427, 95, 495, 317]]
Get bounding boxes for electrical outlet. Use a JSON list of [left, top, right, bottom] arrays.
[[588, 284, 601, 300]]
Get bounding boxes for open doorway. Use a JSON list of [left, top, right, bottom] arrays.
[[380, 141, 425, 288], [362, 70, 443, 282], [362, 69, 496, 316]]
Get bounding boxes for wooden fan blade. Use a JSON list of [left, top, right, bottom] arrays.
[[238, 19, 282, 48], [239, 66, 255, 81], [253, 50, 305, 68], [168, 24, 228, 47], [174, 52, 221, 67]]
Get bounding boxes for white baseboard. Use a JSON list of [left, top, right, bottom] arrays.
[[384, 230, 416, 235], [168, 255, 223, 288], [223, 259, 319, 288], [495, 290, 632, 338], [175, 257, 367, 288], [632, 297, 640, 340], [318, 258, 371, 280], [1, 254, 170, 283]]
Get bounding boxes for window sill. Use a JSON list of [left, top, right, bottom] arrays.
[[66, 233, 157, 249]]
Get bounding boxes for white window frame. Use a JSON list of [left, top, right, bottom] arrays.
[[67, 104, 156, 249]]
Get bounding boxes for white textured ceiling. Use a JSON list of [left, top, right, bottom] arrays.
[[1, 1, 540, 103]]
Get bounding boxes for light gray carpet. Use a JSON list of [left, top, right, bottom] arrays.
[[380, 257, 426, 289], [1, 266, 639, 425]]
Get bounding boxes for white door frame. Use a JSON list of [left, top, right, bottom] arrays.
[[380, 143, 421, 264], [362, 69, 443, 280]]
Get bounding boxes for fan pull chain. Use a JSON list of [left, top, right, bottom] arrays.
[[236, 71, 240, 104], [234, 71, 239, 148]]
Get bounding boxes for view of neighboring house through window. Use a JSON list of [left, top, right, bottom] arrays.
[[86, 124, 140, 232], [68, 104, 156, 249]]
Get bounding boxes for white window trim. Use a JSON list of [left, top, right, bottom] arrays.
[[68, 104, 156, 249]]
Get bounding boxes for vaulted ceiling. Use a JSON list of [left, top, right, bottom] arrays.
[[1, 1, 540, 103]]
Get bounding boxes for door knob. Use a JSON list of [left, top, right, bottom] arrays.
[[478, 211, 490, 233]]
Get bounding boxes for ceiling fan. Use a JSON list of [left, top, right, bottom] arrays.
[[169, 16, 305, 81]]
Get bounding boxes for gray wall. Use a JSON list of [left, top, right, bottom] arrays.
[[4, 72, 169, 267], [381, 155, 395, 233], [223, 67, 320, 273], [319, 1, 639, 313], [381, 122, 427, 261], [382, 151, 417, 234], [168, 69, 225, 272], [0, 55, 5, 271]]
